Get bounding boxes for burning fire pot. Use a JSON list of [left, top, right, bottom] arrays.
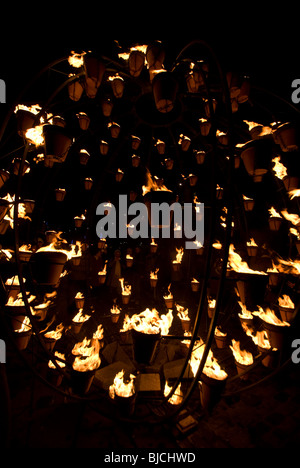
[[199, 373, 227, 413]]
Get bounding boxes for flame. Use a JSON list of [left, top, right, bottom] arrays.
[[173, 248, 184, 265], [281, 210, 300, 227], [289, 189, 300, 200], [142, 170, 172, 196], [242, 324, 272, 350], [75, 292, 84, 300], [238, 302, 253, 320], [190, 340, 228, 381], [269, 207, 282, 219], [15, 316, 31, 333], [111, 304, 121, 315], [176, 304, 190, 321], [2, 194, 31, 229], [272, 156, 288, 180], [228, 245, 267, 275], [119, 278, 132, 296], [164, 284, 173, 300], [164, 381, 183, 405], [230, 340, 254, 366], [35, 238, 82, 262], [44, 323, 64, 340], [120, 314, 131, 333], [125, 308, 173, 335], [25, 125, 45, 146], [253, 306, 290, 327], [48, 352, 66, 369], [68, 51, 86, 68], [290, 228, 300, 240], [93, 324, 104, 341], [275, 257, 300, 275], [247, 238, 258, 247], [72, 338, 101, 372], [98, 261, 108, 276], [72, 310, 91, 324], [7, 293, 36, 307], [109, 370, 136, 399], [191, 278, 200, 284], [150, 269, 159, 280], [278, 295, 295, 309]]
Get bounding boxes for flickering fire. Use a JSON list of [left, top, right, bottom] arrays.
[[75, 292, 84, 300], [44, 323, 64, 341], [128, 308, 173, 336], [109, 370, 136, 399], [35, 239, 82, 262], [238, 302, 253, 321], [68, 51, 86, 68], [72, 339, 101, 373], [93, 324, 104, 342], [98, 261, 108, 277], [142, 170, 172, 196], [7, 293, 36, 307], [164, 381, 183, 406], [48, 352, 66, 369], [164, 284, 173, 301], [278, 295, 295, 309], [253, 306, 290, 327], [3, 194, 31, 229], [111, 304, 121, 316], [290, 228, 300, 240], [230, 340, 254, 366], [72, 310, 91, 324], [269, 207, 282, 219], [190, 340, 228, 381], [150, 269, 159, 280], [275, 257, 300, 276], [120, 315, 131, 333], [289, 189, 300, 200], [281, 210, 300, 228], [272, 156, 288, 180], [176, 304, 190, 322], [119, 278, 132, 296], [241, 323, 271, 350], [228, 245, 267, 275], [25, 125, 45, 146], [15, 316, 31, 333], [247, 238, 258, 247], [173, 248, 184, 265]]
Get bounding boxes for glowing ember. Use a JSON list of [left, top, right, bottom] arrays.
[[247, 238, 258, 247], [109, 370, 136, 399], [230, 340, 254, 366], [150, 269, 159, 280]]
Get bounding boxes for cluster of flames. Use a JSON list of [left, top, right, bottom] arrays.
[[120, 308, 173, 336], [189, 340, 228, 381]]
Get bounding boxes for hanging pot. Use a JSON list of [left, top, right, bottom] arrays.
[[43, 125, 73, 163], [113, 392, 137, 416], [0, 169, 10, 189], [129, 49, 145, 77], [14, 328, 32, 351], [199, 374, 227, 413], [144, 190, 175, 231], [283, 176, 299, 192], [68, 79, 84, 102], [273, 123, 299, 152], [269, 217, 283, 232], [131, 329, 160, 365], [262, 321, 289, 351], [152, 71, 178, 113], [235, 360, 252, 381], [278, 306, 294, 323], [0, 199, 10, 224], [30, 251, 68, 286], [71, 369, 97, 396], [240, 140, 270, 180], [6, 305, 26, 332], [84, 56, 105, 98]]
